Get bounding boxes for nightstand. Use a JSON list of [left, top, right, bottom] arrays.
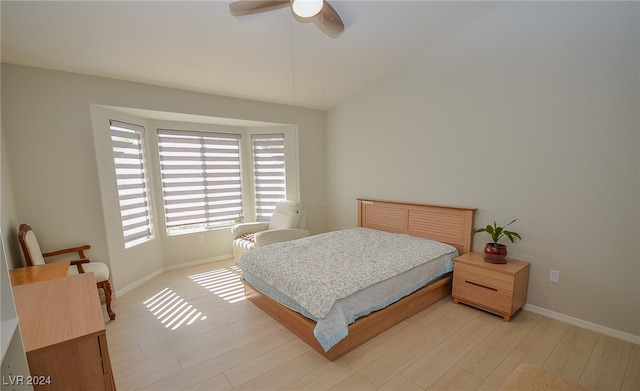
[[452, 251, 530, 321]]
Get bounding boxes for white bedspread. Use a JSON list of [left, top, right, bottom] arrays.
[[238, 227, 457, 351]]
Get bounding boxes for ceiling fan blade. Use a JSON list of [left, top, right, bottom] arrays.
[[229, 0, 289, 16], [311, 1, 344, 38]]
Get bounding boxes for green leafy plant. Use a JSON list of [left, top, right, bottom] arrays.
[[471, 219, 522, 244]]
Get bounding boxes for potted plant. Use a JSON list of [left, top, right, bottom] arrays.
[[471, 219, 522, 264]]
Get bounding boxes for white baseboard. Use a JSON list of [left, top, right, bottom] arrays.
[[114, 253, 234, 298], [114, 268, 165, 298], [163, 253, 234, 272], [524, 304, 640, 345]]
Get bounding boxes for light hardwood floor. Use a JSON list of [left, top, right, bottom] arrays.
[[105, 259, 639, 391]]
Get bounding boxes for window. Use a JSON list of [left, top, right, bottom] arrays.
[[252, 133, 286, 222], [157, 129, 243, 233], [110, 120, 153, 247]]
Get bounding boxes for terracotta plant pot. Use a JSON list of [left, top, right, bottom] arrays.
[[484, 243, 508, 264]]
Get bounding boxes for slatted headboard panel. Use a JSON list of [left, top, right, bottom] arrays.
[[357, 199, 476, 254]]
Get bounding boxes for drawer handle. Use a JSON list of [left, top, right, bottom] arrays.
[[465, 280, 498, 292]]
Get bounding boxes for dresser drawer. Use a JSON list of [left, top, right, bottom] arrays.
[[453, 264, 514, 314]]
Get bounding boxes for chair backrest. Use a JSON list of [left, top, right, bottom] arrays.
[[268, 200, 305, 230], [18, 224, 46, 266]]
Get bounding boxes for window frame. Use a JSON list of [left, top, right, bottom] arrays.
[[243, 126, 299, 225], [150, 121, 299, 237], [157, 128, 245, 235], [109, 119, 154, 248], [251, 133, 287, 222]]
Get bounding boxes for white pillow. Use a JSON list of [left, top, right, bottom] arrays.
[[268, 212, 300, 230], [274, 200, 299, 215]]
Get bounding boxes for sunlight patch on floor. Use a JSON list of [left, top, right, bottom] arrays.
[[188, 266, 246, 303], [143, 287, 206, 331]]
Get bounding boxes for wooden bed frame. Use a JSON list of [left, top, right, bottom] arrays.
[[243, 199, 476, 361]]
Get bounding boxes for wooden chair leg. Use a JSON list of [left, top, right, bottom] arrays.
[[99, 280, 116, 320]]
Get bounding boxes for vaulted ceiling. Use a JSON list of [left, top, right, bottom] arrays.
[[1, 1, 501, 110]]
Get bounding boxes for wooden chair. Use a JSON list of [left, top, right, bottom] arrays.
[[18, 224, 116, 320]]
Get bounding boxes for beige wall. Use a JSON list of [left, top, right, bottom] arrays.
[[325, 2, 639, 337], [1, 134, 20, 269], [1, 65, 326, 292], [1, 0, 637, 342]]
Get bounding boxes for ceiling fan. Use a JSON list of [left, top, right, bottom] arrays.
[[229, 0, 344, 38]]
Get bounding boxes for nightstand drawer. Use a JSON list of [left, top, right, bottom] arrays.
[[453, 269, 513, 313], [454, 263, 514, 294]]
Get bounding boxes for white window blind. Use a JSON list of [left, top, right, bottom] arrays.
[[252, 133, 286, 222], [158, 129, 243, 232], [110, 120, 153, 247]]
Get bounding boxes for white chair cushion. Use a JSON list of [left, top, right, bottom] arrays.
[[268, 212, 300, 230], [233, 237, 256, 251], [68, 261, 110, 282], [268, 201, 302, 230], [274, 200, 299, 215], [24, 231, 46, 265]]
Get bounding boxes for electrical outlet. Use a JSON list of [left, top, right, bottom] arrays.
[[549, 269, 560, 283], [198, 235, 204, 243]]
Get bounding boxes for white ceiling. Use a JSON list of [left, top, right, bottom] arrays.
[[1, 1, 502, 110]]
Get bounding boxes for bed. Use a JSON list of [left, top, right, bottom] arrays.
[[239, 199, 476, 361]]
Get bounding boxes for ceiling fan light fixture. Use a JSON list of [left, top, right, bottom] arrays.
[[291, 0, 323, 18]]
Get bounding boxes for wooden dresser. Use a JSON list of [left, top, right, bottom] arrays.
[[12, 273, 115, 390], [452, 251, 530, 322]]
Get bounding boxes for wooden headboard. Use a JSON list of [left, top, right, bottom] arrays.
[[357, 199, 476, 254]]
